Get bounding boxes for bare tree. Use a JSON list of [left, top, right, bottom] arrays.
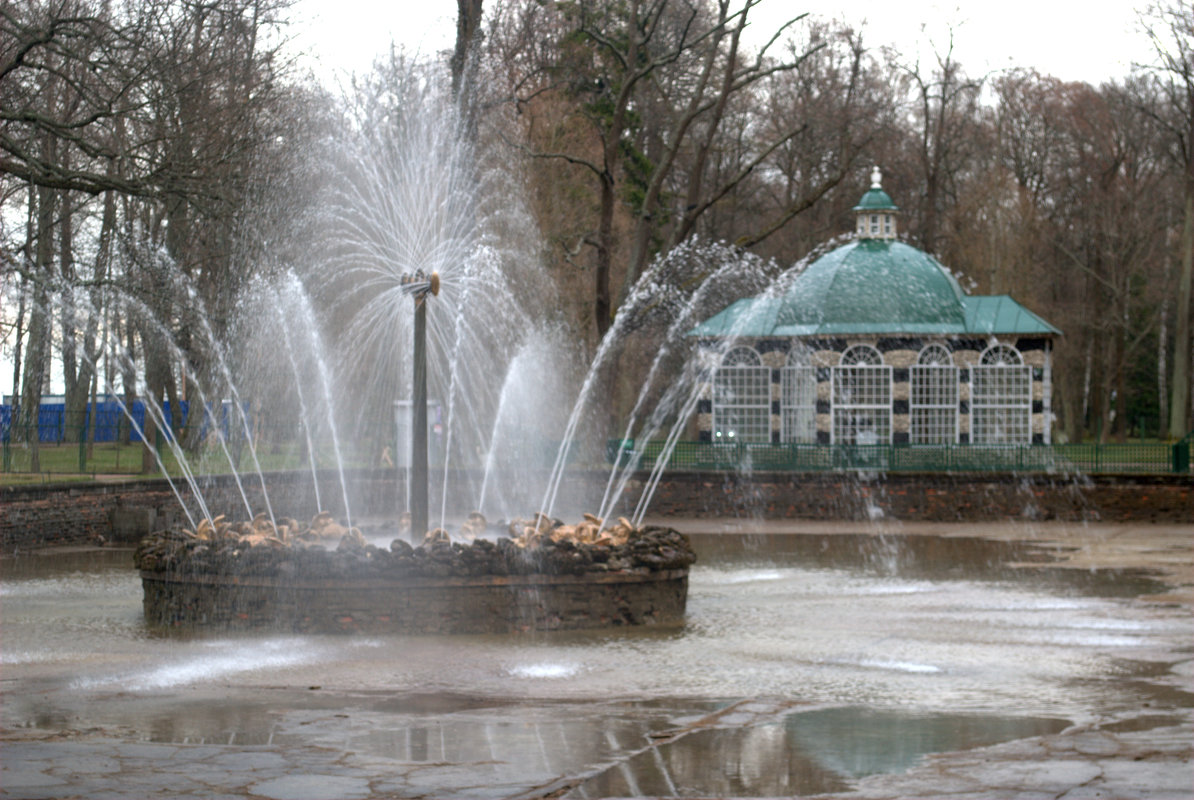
[[3, 0, 307, 470], [1141, 0, 1194, 439], [487, 0, 863, 342], [897, 29, 984, 257]]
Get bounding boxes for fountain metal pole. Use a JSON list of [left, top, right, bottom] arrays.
[[400, 270, 440, 539]]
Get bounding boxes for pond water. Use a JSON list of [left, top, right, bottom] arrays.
[[0, 531, 1186, 797]]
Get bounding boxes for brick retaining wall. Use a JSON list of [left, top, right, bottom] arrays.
[[638, 472, 1194, 523], [3, 470, 1190, 552]]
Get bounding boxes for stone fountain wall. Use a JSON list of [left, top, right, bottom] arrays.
[[1, 469, 1190, 551], [141, 569, 690, 634], [135, 522, 696, 634]]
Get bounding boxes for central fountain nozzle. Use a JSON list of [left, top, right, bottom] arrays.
[[399, 269, 439, 540], [399, 269, 440, 300]]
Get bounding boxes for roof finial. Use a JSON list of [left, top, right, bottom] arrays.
[[871, 165, 882, 189]]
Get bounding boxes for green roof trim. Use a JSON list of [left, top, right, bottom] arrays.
[[687, 296, 782, 337], [962, 295, 1061, 336]]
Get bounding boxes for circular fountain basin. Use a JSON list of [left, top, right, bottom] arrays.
[[135, 523, 696, 634]]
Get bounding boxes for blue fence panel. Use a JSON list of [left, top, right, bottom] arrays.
[[193, 401, 248, 442], [36, 405, 64, 442], [0, 400, 190, 443]]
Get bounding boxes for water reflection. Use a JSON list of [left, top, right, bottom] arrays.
[[571, 708, 1069, 797], [688, 532, 1167, 596]]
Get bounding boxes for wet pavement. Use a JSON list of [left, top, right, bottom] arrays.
[[1, 520, 1191, 799]]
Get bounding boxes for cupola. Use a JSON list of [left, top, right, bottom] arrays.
[[853, 166, 899, 240]]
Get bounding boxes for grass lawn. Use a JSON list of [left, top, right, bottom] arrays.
[[0, 439, 382, 484]]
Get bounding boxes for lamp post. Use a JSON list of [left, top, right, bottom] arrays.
[[399, 269, 440, 539]]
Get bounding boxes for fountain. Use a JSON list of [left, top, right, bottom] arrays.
[[117, 65, 715, 634], [134, 512, 694, 633]]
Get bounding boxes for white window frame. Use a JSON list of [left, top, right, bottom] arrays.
[[713, 346, 772, 443], [780, 346, 817, 443], [832, 345, 891, 444], [910, 344, 958, 444], [971, 344, 1031, 444]]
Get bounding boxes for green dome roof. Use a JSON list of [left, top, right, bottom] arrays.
[[687, 166, 1061, 339], [773, 239, 965, 334], [853, 187, 898, 211]]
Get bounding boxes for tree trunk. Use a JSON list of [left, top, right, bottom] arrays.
[[1097, 344, 1114, 443], [9, 184, 36, 419], [9, 281, 26, 415], [1169, 189, 1192, 439], [1061, 359, 1082, 444], [81, 189, 115, 454], [141, 403, 157, 474], [59, 186, 85, 444], [120, 313, 137, 446], [1115, 321, 1128, 442], [594, 172, 615, 341], [451, 0, 484, 102], [1158, 240, 1172, 439], [19, 178, 57, 469]]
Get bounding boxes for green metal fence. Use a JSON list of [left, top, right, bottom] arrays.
[[2, 415, 1190, 480], [0, 416, 563, 480], [608, 439, 1194, 475], [0, 419, 388, 480]]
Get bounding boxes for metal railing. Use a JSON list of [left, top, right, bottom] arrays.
[[608, 439, 1193, 475], [2, 409, 1189, 479]]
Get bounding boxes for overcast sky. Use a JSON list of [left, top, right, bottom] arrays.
[[290, 0, 1159, 86], [0, 1, 1164, 398]]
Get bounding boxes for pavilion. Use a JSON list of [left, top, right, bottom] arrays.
[[689, 168, 1061, 446]]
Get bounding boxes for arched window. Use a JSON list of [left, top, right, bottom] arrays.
[[722, 346, 762, 367], [832, 345, 891, 444], [840, 344, 883, 365], [918, 343, 952, 365], [980, 344, 1023, 366], [911, 344, 958, 443], [971, 343, 1031, 444], [713, 346, 771, 443], [781, 345, 816, 443]]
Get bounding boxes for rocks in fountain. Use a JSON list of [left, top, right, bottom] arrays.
[[134, 513, 696, 582], [458, 511, 488, 541], [421, 528, 451, 546]]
